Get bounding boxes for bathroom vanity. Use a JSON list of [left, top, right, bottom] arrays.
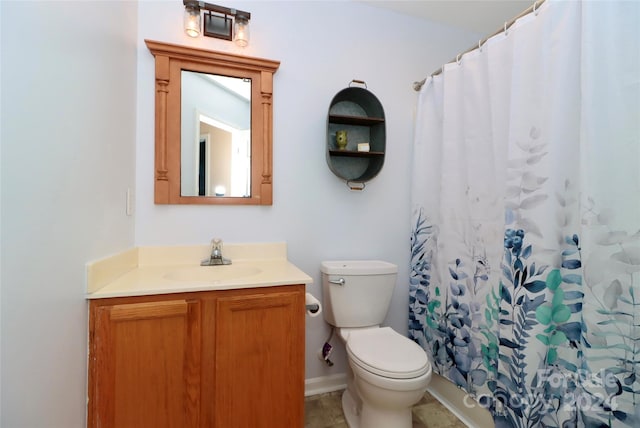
[[86, 243, 311, 428]]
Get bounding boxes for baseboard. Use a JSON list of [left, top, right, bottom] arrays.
[[304, 373, 347, 397], [426, 373, 494, 428]]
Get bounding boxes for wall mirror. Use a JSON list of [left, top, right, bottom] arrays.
[[145, 40, 280, 205]]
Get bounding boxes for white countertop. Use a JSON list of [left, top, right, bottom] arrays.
[[86, 242, 313, 299]]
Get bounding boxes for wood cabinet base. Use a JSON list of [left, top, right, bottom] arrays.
[[88, 285, 305, 428]]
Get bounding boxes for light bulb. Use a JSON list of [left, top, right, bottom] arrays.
[[184, 5, 201, 38], [234, 15, 249, 47]]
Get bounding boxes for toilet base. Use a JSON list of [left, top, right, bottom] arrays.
[[341, 387, 414, 428], [342, 389, 359, 428], [360, 402, 413, 428]]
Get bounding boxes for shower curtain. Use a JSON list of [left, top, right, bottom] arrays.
[[409, 1, 640, 427]]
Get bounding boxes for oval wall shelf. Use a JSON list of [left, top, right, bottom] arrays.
[[326, 80, 386, 190]]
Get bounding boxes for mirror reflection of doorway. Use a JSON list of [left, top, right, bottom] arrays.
[[198, 138, 207, 196], [196, 114, 250, 197]]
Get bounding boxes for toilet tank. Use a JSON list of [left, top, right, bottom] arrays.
[[321, 260, 398, 328]]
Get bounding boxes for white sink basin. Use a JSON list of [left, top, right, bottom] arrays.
[[163, 266, 262, 282]]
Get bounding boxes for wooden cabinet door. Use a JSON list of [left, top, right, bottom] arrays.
[[214, 286, 305, 428], [88, 299, 201, 428]]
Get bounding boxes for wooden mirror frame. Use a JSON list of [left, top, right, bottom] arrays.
[[145, 40, 280, 205]]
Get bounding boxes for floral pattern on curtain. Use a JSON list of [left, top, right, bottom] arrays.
[[409, 1, 640, 427]]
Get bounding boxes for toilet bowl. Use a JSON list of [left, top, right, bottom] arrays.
[[339, 327, 432, 428], [321, 260, 432, 428]]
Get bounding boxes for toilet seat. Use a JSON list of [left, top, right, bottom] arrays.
[[346, 327, 430, 379]]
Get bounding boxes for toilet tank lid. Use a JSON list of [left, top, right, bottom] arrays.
[[321, 260, 397, 275]]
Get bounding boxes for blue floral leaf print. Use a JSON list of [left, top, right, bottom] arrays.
[[502, 265, 513, 282], [504, 247, 513, 266], [415, 289, 428, 305], [453, 328, 471, 346], [470, 369, 488, 386], [523, 280, 546, 293], [580, 412, 609, 428], [514, 258, 524, 272], [623, 372, 636, 385], [612, 411, 629, 423], [454, 352, 471, 373], [449, 267, 458, 280], [449, 367, 467, 388], [452, 337, 468, 347], [496, 372, 519, 395], [561, 259, 581, 269], [450, 283, 465, 296], [409, 319, 423, 331], [450, 317, 463, 329], [564, 290, 584, 300], [500, 283, 512, 304], [566, 302, 582, 313], [563, 274, 582, 284], [499, 338, 521, 349], [523, 294, 546, 312]]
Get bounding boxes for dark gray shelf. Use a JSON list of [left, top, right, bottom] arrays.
[[326, 84, 386, 184]]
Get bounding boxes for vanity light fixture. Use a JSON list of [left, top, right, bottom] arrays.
[[183, 0, 251, 47]]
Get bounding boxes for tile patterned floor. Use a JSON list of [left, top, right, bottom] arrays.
[[304, 390, 467, 428]]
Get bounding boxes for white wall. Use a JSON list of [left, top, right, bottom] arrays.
[[0, 1, 137, 427], [0, 0, 481, 425], [135, 1, 479, 380]]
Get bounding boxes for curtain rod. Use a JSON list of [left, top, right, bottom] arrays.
[[413, 0, 546, 91]]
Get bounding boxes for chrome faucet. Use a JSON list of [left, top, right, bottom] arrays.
[[201, 238, 232, 266]]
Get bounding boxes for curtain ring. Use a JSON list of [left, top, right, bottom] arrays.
[[478, 39, 483, 52], [533, 0, 540, 16], [504, 21, 509, 36], [456, 54, 461, 65]]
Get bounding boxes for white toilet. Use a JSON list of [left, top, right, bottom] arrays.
[[321, 260, 432, 428]]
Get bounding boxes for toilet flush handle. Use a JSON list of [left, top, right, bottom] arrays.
[[329, 278, 345, 286]]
